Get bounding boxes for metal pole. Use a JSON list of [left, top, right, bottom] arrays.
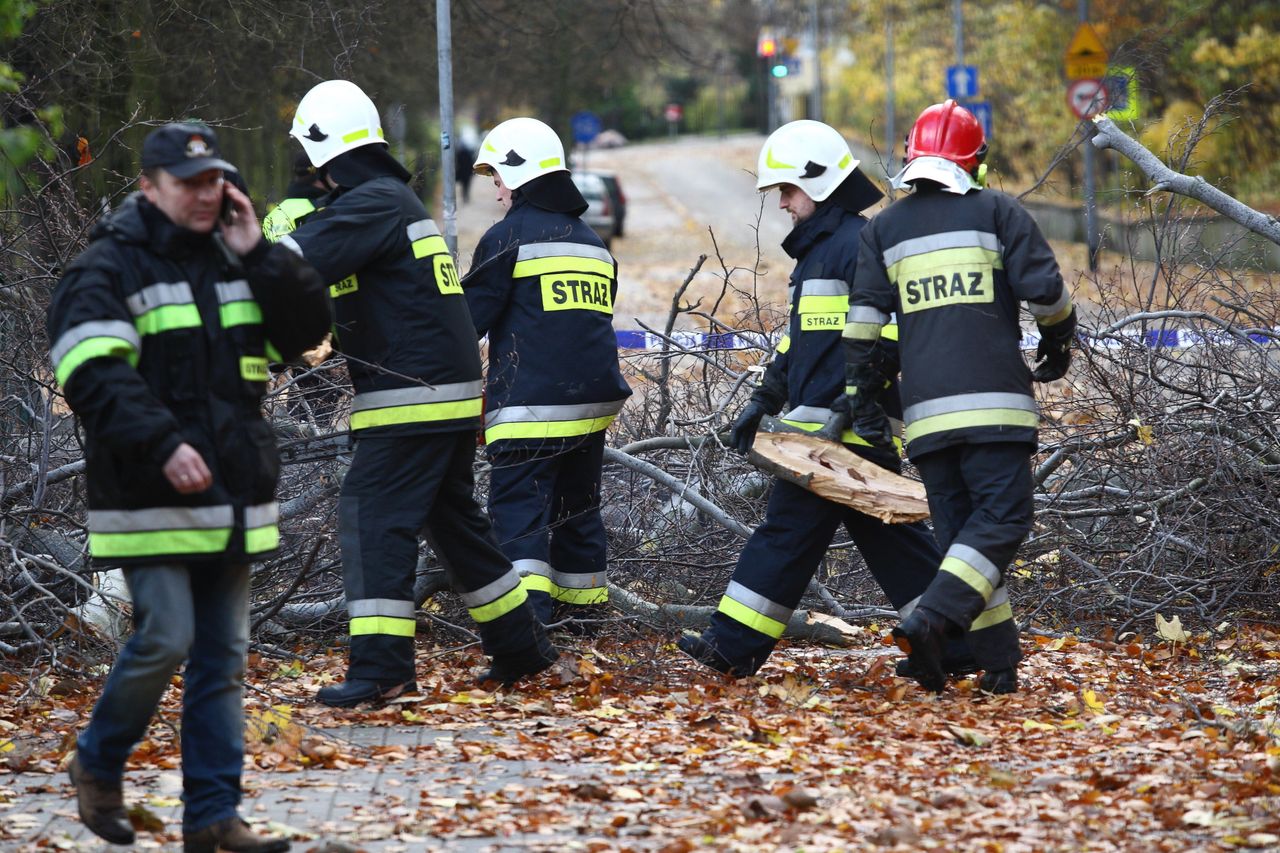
[[885, 14, 895, 176], [436, 0, 458, 258], [953, 0, 964, 71], [808, 0, 822, 122], [1079, 0, 1098, 270]]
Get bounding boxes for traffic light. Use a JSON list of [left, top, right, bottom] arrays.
[[758, 34, 778, 58], [770, 62, 789, 78]]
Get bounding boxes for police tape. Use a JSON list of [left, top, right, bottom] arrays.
[[614, 328, 1280, 351]]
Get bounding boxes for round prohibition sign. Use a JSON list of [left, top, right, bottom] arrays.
[[1067, 77, 1109, 120]]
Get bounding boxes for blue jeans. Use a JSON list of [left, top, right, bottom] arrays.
[[76, 563, 250, 832]]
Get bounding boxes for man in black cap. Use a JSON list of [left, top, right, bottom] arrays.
[[49, 121, 330, 852]]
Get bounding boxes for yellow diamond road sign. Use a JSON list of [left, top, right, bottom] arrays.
[[1065, 22, 1108, 80]]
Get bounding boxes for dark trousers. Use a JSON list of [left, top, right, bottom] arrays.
[[339, 432, 548, 681], [700, 477, 943, 675], [487, 433, 608, 624], [912, 441, 1033, 670]]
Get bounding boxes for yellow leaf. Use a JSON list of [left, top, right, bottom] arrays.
[[1128, 416, 1155, 445], [147, 796, 182, 808], [0, 739, 13, 753], [1022, 719, 1056, 732], [448, 691, 494, 705], [401, 710, 424, 723], [1156, 613, 1190, 644], [946, 724, 990, 747], [1083, 689, 1105, 712]]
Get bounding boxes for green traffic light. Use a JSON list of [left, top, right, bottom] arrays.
[[771, 64, 788, 78]]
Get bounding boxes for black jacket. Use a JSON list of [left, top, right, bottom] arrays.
[[845, 184, 1070, 458], [462, 193, 631, 446], [751, 202, 904, 466], [283, 175, 484, 436], [47, 194, 331, 566]]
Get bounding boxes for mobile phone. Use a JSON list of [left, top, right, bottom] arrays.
[[219, 190, 234, 225]]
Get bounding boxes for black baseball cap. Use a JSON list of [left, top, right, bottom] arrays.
[[141, 122, 237, 179]]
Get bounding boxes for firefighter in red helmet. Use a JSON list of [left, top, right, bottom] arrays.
[[841, 100, 1077, 694]]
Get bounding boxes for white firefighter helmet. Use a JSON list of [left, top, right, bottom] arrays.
[[291, 79, 385, 167], [473, 117, 566, 190], [755, 120, 858, 202]]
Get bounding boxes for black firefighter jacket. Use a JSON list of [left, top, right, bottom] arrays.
[[751, 201, 905, 467], [844, 184, 1070, 459], [461, 195, 631, 447], [46, 194, 331, 567], [281, 176, 485, 437]]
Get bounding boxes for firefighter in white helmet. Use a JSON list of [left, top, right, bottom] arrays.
[[680, 120, 1003, 684], [462, 117, 630, 633], [277, 81, 560, 705]]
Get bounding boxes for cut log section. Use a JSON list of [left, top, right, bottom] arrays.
[[747, 420, 930, 524]]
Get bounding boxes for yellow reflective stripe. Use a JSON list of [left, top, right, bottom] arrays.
[[351, 397, 483, 430], [838, 152, 852, 169], [134, 304, 201, 336], [412, 235, 450, 259], [54, 337, 140, 387], [717, 595, 786, 639], [880, 323, 899, 341], [512, 256, 613, 278], [538, 156, 562, 169], [1038, 297, 1074, 327], [551, 585, 608, 605], [239, 356, 269, 382], [842, 322, 882, 341], [468, 584, 528, 623], [521, 574, 554, 594], [776, 334, 791, 354], [971, 602, 1013, 631], [245, 524, 280, 553], [797, 295, 849, 315], [350, 616, 416, 637], [904, 408, 1039, 444], [89, 527, 232, 559], [485, 414, 615, 443], [780, 417, 872, 448], [265, 341, 283, 362], [887, 246, 1003, 283], [940, 556, 994, 599], [220, 302, 262, 327], [342, 128, 371, 144]]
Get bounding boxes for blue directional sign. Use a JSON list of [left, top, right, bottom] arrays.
[[967, 101, 993, 139], [946, 65, 979, 100], [571, 111, 603, 145]]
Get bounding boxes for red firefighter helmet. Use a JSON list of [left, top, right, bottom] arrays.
[[905, 99, 987, 173]]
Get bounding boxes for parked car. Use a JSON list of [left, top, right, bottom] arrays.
[[571, 171, 617, 249], [594, 171, 627, 237]]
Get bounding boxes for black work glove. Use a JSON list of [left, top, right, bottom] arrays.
[[814, 408, 850, 444], [729, 400, 770, 455], [850, 397, 894, 453], [1032, 307, 1078, 383]]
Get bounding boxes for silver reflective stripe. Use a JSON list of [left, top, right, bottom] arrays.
[[50, 320, 141, 367], [800, 278, 848, 297], [215, 280, 254, 304], [512, 559, 552, 578], [280, 235, 304, 257], [847, 305, 889, 326], [1026, 287, 1072, 319], [881, 230, 1003, 268], [898, 595, 922, 620], [782, 405, 832, 425], [407, 219, 441, 241], [903, 392, 1037, 424], [725, 580, 793, 624], [350, 381, 483, 413], [485, 398, 626, 427], [552, 569, 606, 590], [347, 598, 416, 618], [125, 281, 195, 316], [787, 285, 796, 304], [245, 502, 278, 528], [458, 568, 522, 608], [947, 543, 1003, 589], [983, 585, 1010, 610], [516, 241, 613, 264], [89, 505, 233, 532]]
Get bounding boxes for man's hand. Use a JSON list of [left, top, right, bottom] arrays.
[[219, 182, 263, 256], [814, 408, 850, 444], [163, 442, 213, 494], [850, 398, 895, 453], [1031, 341, 1071, 382], [729, 401, 769, 455]]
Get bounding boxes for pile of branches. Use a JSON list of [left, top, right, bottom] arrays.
[[2, 119, 1278, 679]]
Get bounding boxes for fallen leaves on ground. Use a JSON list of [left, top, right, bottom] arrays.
[[3, 624, 1280, 851]]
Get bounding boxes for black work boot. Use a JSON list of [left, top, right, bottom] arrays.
[[477, 648, 560, 687], [183, 816, 291, 853], [891, 607, 952, 694], [978, 667, 1019, 694], [677, 633, 740, 677], [314, 678, 416, 708], [894, 652, 980, 680], [69, 753, 135, 845]]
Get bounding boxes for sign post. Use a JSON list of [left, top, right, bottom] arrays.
[[571, 110, 602, 172], [1065, 9, 1108, 271]]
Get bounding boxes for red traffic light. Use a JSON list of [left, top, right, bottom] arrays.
[[758, 37, 778, 58]]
